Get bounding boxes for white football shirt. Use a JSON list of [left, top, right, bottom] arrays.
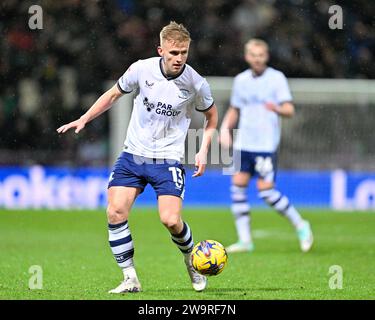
[[117, 57, 214, 161], [230, 67, 292, 152]]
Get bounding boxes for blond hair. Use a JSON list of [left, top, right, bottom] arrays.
[[245, 38, 269, 53], [160, 21, 191, 45]]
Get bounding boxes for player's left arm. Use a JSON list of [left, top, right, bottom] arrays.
[[265, 101, 295, 118], [265, 72, 295, 118], [193, 104, 218, 177]]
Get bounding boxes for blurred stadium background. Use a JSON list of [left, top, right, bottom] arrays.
[[1, 0, 375, 301], [0, 0, 374, 209]]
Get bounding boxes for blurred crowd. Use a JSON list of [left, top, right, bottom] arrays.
[[0, 0, 374, 166]]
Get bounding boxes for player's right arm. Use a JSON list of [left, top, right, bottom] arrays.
[[57, 60, 140, 134], [218, 106, 239, 149], [57, 85, 123, 134], [219, 75, 242, 148]]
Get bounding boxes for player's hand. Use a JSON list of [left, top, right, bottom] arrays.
[[192, 151, 207, 178], [56, 117, 86, 134], [218, 129, 232, 149], [265, 102, 280, 113]]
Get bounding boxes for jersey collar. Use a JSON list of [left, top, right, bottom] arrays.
[[250, 67, 268, 78], [159, 58, 186, 81]]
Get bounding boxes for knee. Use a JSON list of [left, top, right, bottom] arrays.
[[232, 173, 250, 187], [160, 212, 181, 231], [256, 180, 274, 191], [106, 203, 128, 224]]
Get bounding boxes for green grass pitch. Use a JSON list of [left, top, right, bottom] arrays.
[[0, 208, 374, 300]]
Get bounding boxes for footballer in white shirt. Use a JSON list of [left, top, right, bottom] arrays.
[[57, 21, 218, 293], [219, 39, 313, 254]]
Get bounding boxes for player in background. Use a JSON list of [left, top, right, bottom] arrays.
[[57, 21, 218, 293], [219, 39, 313, 253]]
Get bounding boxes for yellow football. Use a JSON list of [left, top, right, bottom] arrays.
[[191, 240, 228, 276]]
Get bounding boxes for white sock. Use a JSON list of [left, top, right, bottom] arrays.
[[286, 206, 305, 229], [234, 214, 251, 243], [122, 266, 138, 279], [171, 221, 194, 254], [259, 189, 303, 228], [108, 221, 135, 269], [231, 185, 252, 243]]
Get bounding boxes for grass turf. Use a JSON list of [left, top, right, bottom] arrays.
[[0, 208, 374, 300]]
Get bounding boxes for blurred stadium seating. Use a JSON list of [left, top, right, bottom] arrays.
[[1, 0, 374, 168], [2, 2, 375, 303]]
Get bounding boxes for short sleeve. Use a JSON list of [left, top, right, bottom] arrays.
[[117, 61, 140, 94], [195, 79, 214, 112], [275, 73, 293, 104], [230, 77, 243, 109]]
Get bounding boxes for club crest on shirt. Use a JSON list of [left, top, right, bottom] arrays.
[[178, 89, 189, 100]]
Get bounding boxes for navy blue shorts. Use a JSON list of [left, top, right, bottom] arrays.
[[108, 152, 185, 199], [233, 150, 278, 182]]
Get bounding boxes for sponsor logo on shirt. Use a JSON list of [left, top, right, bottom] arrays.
[[143, 97, 181, 117], [143, 97, 155, 111]]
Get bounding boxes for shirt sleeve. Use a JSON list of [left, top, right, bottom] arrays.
[[275, 73, 293, 104], [229, 77, 243, 109], [117, 61, 140, 94], [195, 79, 214, 112]]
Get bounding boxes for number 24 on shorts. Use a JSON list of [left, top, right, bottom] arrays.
[[255, 156, 273, 176]]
